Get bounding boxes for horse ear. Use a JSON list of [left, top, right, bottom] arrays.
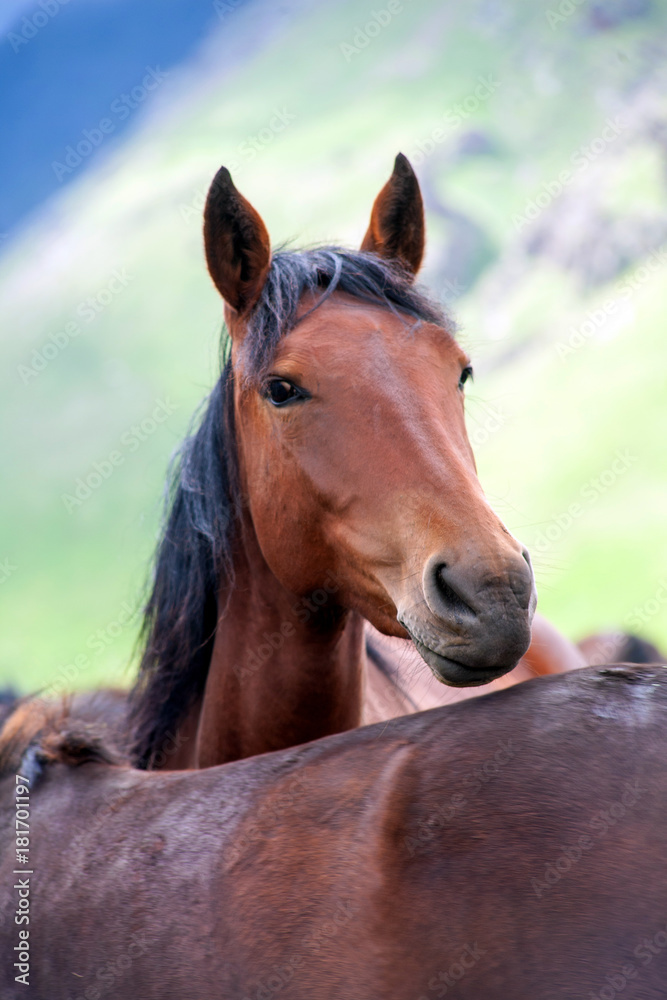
[[360, 153, 425, 277], [203, 165, 271, 315]]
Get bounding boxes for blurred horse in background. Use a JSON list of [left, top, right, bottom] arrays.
[[578, 630, 663, 665]]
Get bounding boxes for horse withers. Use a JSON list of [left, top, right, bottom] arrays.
[[2, 664, 667, 998]]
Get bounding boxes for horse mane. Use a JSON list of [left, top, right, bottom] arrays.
[[0, 699, 122, 785], [128, 246, 448, 768]]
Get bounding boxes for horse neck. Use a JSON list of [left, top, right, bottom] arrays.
[[194, 513, 366, 767]]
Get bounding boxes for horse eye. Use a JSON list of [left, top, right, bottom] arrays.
[[265, 379, 301, 406], [459, 365, 473, 390]]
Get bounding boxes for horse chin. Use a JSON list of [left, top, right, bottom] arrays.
[[410, 638, 513, 688]]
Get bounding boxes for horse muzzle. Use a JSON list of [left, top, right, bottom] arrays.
[[398, 549, 537, 686]]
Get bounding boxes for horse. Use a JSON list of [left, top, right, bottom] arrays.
[[27, 620, 648, 762], [363, 622, 666, 721], [359, 612, 586, 723], [128, 153, 541, 769], [578, 630, 664, 666], [3, 664, 667, 999]]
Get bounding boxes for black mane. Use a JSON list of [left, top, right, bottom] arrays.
[[128, 247, 446, 767]]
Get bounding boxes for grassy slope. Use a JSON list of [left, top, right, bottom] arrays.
[[1, 0, 666, 692]]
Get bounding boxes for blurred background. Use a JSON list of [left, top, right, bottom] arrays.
[[1, 0, 665, 694]]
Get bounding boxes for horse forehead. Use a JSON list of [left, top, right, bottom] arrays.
[[280, 295, 462, 370]]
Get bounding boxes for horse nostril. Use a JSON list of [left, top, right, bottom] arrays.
[[514, 549, 536, 609], [435, 565, 477, 621]]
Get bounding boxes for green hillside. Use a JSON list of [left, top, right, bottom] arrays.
[[1, 0, 666, 693]]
